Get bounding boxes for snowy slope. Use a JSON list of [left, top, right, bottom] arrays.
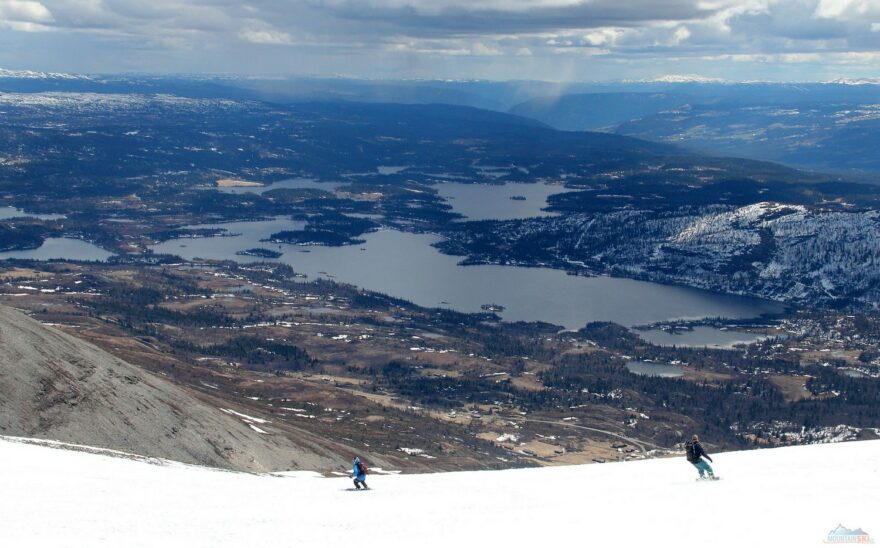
[[1, 436, 877, 547]]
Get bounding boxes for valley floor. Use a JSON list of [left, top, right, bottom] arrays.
[[1, 436, 877, 547]]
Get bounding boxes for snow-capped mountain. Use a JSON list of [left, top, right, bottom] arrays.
[[824, 77, 880, 86], [0, 68, 91, 80], [1, 435, 877, 546], [635, 74, 728, 84]]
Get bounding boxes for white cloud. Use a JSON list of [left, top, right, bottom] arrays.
[[387, 37, 504, 56], [471, 41, 502, 55], [0, 0, 53, 31], [238, 28, 294, 45], [322, 0, 586, 16], [813, 0, 877, 19], [671, 25, 691, 44], [583, 28, 623, 46], [0, 0, 52, 20]]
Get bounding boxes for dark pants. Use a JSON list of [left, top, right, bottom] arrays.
[[354, 479, 368, 489]]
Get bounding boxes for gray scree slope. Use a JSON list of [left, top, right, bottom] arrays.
[[0, 305, 354, 473]]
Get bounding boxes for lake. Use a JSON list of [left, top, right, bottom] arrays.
[[626, 361, 685, 378], [0, 206, 66, 221], [0, 238, 113, 261], [634, 326, 777, 349], [434, 182, 563, 221], [150, 221, 783, 330], [0, 181, 786, 336], [216, 178, 564, 221]]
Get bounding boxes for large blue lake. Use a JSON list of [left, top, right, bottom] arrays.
[[1, 180, 784, 335], [151, 224, 782, 330]]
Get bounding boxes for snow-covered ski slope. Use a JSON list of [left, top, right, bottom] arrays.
[[1, 436, 877, 547]]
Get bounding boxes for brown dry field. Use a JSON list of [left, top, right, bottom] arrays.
[[769, 374, 814, 402], [800, 349, 863, 366], [0, 267, 55, 280], [216, 178, 263, 187], [681, 367, 735, 382]]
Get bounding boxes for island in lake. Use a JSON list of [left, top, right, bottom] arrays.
[[236, 247, 283, 258]]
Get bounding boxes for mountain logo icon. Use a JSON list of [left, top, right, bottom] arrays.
[[824, 524, 875, 544]]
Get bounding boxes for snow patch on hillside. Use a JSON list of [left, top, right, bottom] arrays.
[[0, 92, 246, 113]]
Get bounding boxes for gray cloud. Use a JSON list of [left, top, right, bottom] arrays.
[[308, 0, 715, 36], [0, 0, 878, 80]]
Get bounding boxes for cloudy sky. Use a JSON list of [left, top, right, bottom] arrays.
[[0, 0, 878, 81]]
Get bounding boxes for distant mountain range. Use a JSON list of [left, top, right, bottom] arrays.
[[509, 92, 692, 131], [2, 71, 880, 307], [504, 83, 880, 174]]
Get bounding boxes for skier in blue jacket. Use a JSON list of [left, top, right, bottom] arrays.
[[352, 456, 369, 490], [685, 435, 716, 479]]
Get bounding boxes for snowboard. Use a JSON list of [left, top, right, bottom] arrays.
[[696, 476, 721, 481]]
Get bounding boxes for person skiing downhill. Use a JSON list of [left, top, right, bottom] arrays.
[[351, 456, 369, 490], [685, 435, 716, 480]]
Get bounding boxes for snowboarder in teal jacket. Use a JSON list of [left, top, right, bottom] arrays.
[[352, 456, 368, 490], [685, 435, 716, 479]]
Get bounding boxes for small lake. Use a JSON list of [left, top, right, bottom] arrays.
[[217, 178, 345, 196], [377, 166, 409, 175], [0, 238, 113, 261], [626, 361, 685, 378], [0, 206, 66, 221], [150, 223, 783, 330], [167, 218, 306, 256], [434, 182, 563, 221], [635, 326, 776, 349]]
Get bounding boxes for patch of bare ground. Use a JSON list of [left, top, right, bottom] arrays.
[[769, 374, 814, 402], [800, 350, 863, 366], [160, 297, 258, 315], [510, 372, 546, 391], [680, 367, 735, 383], [0, 268, 54, 281]]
